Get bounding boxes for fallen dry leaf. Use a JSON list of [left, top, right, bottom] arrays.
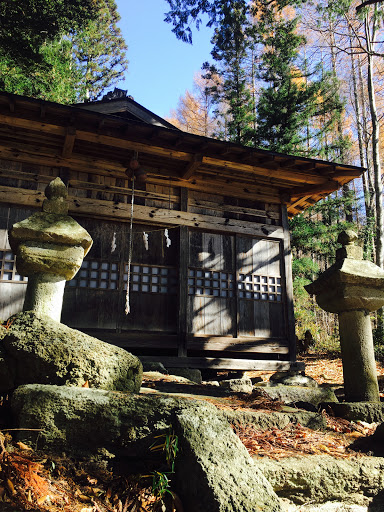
[[16, 441, 32, 451]]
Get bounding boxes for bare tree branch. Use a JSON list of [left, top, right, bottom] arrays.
[[356, 0, 383, 13]]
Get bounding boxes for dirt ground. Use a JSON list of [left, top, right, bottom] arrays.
[[251, 351, 384, 389], [1, 352, 384, 512]]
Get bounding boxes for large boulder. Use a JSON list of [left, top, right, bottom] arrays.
[[0, 312, 142, 393], [11, 384, 282, 512]]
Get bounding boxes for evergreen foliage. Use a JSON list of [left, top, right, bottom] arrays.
[[290, 195, 357, 260], [0, 0, 128, 104], [70, 0, 128, 102], [254, 14, 348, 157], [0, 0, 98, 66], [201, 1, 257, 144], [164, 0, 306, 43]]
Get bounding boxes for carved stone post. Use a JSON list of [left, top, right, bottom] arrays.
[[306, 230, 384, 402], [9, 178, 92, 322]]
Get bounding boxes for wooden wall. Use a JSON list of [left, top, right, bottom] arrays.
[[0, 157, 296, 368]]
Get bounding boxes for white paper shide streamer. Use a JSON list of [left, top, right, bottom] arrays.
[[143, 232, 149, 251], [164, 229, 171, 248]]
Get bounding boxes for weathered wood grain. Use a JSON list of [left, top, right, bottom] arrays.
[[139, 355, 304, 371], [0, 185, 285, 238]]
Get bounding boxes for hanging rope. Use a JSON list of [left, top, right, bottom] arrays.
[[125, 173, 135, 315]]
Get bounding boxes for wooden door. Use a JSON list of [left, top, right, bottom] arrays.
[[187, 231, 235, 336], [236, 236, 285, 338]]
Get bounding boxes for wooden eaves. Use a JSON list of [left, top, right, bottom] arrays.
[[0, 91, 364, 217]]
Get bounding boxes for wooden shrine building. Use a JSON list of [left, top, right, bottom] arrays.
[[0, 90, 363, 371]]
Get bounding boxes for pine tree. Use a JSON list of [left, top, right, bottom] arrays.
[[71, 0, 128, 102], [0, 0, 97, 67], [0, 0, 128, 104], [202, 1, 257, 145], [254, 14, 347, 157], [0, 38, 81, 104]]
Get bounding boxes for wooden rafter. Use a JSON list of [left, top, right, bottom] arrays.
[[0, 92, 365, 215], [182, 154, 203, 180]]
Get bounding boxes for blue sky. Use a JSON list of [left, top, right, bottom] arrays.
[[115, 0, 214, 119]]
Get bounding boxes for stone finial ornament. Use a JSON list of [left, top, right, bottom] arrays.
[[305, 230, 384, 402], [42, 176, 69, 214], [8, 178, 93, 322]]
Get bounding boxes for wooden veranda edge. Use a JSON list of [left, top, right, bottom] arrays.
[[139, 356, 305, 371]]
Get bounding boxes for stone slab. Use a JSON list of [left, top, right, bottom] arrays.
[[256, 455, 384, 506], [260, 384, 338, 407], [11, 384, 282, 512], [222, 408, 327, 431], [219, 377, 253, 393], [321, 402, 384, 423], [169, 368, 203, 384]]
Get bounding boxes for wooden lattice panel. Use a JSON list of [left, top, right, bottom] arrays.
[[0, 250, 27, 282], [68, 260, 119, 290], [237, 274, 282, 302], [188, 269, 234, 298], [123, 264, 178, 295]]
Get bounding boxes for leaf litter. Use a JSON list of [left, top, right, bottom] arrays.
[[0, 430, 182, 512], [0, 353, 382, 509]]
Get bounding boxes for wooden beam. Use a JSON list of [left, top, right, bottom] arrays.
[[149, 177, 282, 204], [332, 170, 362, 179], [0, 144, 127, 176], [62, 126, 76, 158], [79, 330, 178, 349], [69, 179, 179, 203], [279, 158, 297, 168], [0, 113, 363, 189], [0, 185, 285, 239], [8, 98, 15, 113], [290, 180, 340, 199], [139, 355, 305, 371], [181, 154, 203, 180], [188, 197, 281, 220], [187, 339, 289, 354]]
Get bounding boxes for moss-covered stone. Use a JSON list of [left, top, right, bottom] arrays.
[[0, 324, 7, 341], [15, 241, 85, 280], [261, 384, 338, 407], [256, 455, 384, 505], [174, 402, 281, 512], [1, 312, 142, 393], [322, 402, 384, 423], [12, 384, 282, 512], [223, 408, 327, 431], [9, 212, 92, 254]]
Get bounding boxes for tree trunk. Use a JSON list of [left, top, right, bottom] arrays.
[[365, 11, 384, 268]]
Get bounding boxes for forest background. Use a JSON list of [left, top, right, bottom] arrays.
[[0, 0, 383, 356]]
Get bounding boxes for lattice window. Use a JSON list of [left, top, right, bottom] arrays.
[[0, 250, 27, 282], [68, 260, 119, 289], [123, 265, 178, 294], [238, 274, 282, 301], [188, 269, 234, 297]]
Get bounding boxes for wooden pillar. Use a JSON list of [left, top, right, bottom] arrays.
[[281, 204, 297, 362], [178, 188, 189, 357]]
